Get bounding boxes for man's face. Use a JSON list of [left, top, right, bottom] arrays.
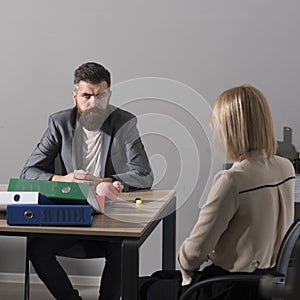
[[72, 81, 111, 115], [72, 81, 112, 130]]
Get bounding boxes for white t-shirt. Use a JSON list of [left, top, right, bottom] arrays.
[[81, 128, 102, 176]]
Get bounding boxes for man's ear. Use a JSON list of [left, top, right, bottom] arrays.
[[72, 90, 77, 105], [108, 90, 112, 101]]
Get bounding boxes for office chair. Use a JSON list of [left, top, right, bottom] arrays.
[[260, 240, 300, 300], [179, 219, 300, 300]]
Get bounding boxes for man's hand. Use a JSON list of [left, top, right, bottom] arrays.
[[112, 181, 123, 193], [51, 170, 112, 190], [96, 181, 124, 200], [51, 173, 76, 182], [74, 169, 112, 189]]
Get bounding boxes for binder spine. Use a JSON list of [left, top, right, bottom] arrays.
[[7, 204, 93, 226], [0, 192, 50, 205]]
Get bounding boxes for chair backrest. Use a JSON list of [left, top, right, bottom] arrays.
[[275, 219, 300, 278]]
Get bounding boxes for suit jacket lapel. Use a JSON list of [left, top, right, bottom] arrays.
[[72, 122, 83, 170], [100, 130, 112, 177]]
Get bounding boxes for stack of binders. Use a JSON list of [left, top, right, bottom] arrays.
[[1, 178, 97, 226]]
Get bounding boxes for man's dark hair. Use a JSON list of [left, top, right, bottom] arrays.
[[73, 62, 111, 88]]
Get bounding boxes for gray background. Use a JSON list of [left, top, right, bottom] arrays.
[[0, 0, 299, 279]]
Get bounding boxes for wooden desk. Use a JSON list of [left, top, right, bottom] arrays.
[[0, 188, 176, 300], [0, 184, 7, 191]]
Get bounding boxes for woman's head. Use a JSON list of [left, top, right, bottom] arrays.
[[210, 84, 276, 161]]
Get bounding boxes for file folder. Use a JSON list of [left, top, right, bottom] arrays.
[[7, 204, 93, 226], [97, 195, 113, 213], [8, 178, 101, 213]]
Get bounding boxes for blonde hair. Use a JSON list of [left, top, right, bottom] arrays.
[[210, 84, 276, 161]]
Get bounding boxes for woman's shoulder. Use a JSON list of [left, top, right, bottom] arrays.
[[222, 155, 295, 191], [273, 154, 295, 167]]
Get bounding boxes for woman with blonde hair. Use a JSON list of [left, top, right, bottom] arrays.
[[140, 84, 295, 300]]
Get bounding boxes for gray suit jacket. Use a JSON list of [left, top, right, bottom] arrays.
[[20, 105, 153, 192]]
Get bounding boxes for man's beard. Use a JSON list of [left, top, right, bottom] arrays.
[[79, 107, 109, 131]]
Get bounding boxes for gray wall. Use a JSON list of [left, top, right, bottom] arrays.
[[0, 0, 300, 277]]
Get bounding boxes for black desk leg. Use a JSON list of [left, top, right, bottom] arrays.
[[162, 196, 176, 270], [24, 237, 30, 300], [121, 239, 139, 300]]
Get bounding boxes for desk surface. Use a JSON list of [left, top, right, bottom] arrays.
[[0, 186, 175, 238]]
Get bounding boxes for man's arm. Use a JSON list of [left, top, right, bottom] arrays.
[[108, 115, 154, 191], [55, 169, 113, 189], [20, 115, 62, 180]]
